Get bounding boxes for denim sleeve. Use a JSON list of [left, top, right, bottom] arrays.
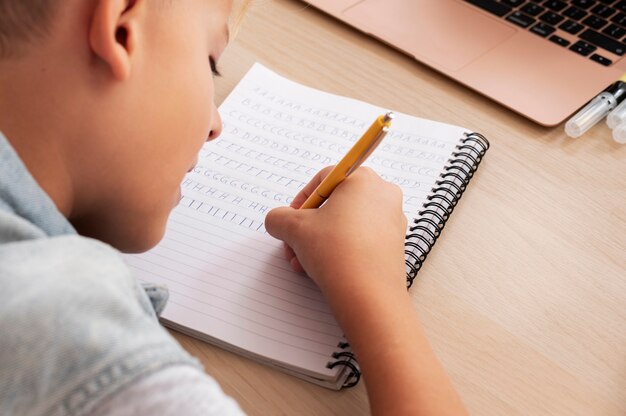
[[91, 366, 245, 416], [0, 224, 201, 416]]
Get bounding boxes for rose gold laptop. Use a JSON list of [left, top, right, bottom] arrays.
[[304, 0, 626, 126]]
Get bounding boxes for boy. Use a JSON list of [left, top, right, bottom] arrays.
[[0, 0, 467, 414]]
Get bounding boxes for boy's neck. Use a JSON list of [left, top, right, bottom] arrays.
[[0, 56, 77, 218]]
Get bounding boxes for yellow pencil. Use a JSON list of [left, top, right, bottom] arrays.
[[300, 112, 394, 209]]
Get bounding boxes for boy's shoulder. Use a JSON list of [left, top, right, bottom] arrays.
[[0, 207, 200, 416], [0, 206, 120, 271], [0, 207, 162, 320], [0, 206, 145, 318]]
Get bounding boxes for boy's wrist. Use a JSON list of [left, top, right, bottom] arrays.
[[317, 264, 408, 304], [335, 282, 422, 374], [317, 268, 413, 338]]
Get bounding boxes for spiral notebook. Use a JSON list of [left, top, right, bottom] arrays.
[[124, 63, 489, 390]]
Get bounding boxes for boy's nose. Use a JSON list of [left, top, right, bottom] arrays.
[[207, 108, 223, 142]]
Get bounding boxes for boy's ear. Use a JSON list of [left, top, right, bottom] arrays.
[[89, 0, 145, 80]]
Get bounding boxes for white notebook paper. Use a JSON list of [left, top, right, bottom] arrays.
[[124, 63, 489, 389]]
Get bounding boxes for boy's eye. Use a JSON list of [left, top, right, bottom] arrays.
[[209, 57, 222, 77]]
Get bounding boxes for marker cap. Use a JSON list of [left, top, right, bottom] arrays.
[[607, 98, 626, 128], [612, 121, 626, 144], [565, 92, 616, 138]]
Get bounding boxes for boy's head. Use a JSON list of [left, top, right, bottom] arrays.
[[0, 0, 240, 252], [0, 1, 56, 59]]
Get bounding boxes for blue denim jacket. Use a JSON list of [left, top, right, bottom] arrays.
[[0, 133, 200, 415]]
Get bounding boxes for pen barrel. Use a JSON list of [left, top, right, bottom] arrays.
[[565, 92, 616, 138]]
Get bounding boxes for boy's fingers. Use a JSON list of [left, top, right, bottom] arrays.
[[265, 206, 306, 245], [284, 242, 305, 273], [290, 166, 336, 208], [265, 207, 306, 272]]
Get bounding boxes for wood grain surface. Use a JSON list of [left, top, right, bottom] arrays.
[[171, 1, 626, 414]]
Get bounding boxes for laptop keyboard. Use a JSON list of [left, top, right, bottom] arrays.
[[464, 0, 626, 66]]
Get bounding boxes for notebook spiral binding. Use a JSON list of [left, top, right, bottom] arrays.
[[327, 341, 361, 388], [405, 132, 490, 288]]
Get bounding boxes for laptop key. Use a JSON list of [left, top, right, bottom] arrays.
[[590, 53, 613, 64], [592, 4, 617, 17], [540, 11, 565, 24], [571, 0, 597, 9], [616, 0, 626, 11], [580, 28, 626, 54], [531, 22, 557, 36], [506, 11, 536, 27], [463, 0, 512, 17], [583, 15, 609, 28], [610, 11, 626, 25], [563, 6, 588, 19], [501, 0, 525, 6], [570, 40, 597, 55], [521, 3, 545, 16], [549, 35, 571, 46], [602, 23, 626, 38], [578, 29, 626, 56], [544, 0, 568, 11], [560, 19, 585, 34]]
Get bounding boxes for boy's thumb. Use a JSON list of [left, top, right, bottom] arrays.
[[265, 206, 305, 246]]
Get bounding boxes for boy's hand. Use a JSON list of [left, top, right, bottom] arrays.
[[265, 167, 408, 302], [266, 168, 468, 416]]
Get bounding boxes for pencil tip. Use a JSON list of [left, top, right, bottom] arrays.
[[384, 112, 395, 123]]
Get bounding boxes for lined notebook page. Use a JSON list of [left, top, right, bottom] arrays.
[[124, 63, 469, 383]]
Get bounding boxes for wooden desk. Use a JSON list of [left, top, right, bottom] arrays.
[[171, 1, 626, 414]]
